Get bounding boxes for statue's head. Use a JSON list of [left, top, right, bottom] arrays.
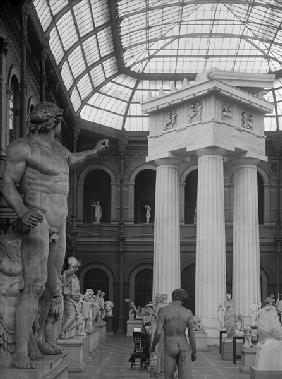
[[172, 288, 188, 303], [27, 102, 63, 135], [68, 256, 80, 269]]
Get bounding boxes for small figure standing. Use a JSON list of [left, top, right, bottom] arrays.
[[91, 201, 102, 224], [145, 205, 151, 223], [124, 298, 140, 320]]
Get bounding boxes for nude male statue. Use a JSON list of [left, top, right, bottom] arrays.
[[150, 288, 196, 379], [0, 102, 109, 368]]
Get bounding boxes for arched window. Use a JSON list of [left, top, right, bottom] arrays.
[[83, 169, 111, 223], [134, 169, 156, 223], [83, 268, 109, 298], [8, 75, 20, 143], [134, 268, 153, 307], [181, 264, 195, 314], [184, 170, 198, 224], [257, 172, 264, 224]]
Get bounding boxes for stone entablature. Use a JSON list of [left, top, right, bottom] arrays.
[[142, 75, 274, 162]]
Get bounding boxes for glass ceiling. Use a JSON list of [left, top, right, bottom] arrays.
[[33, 0, 282, 131]]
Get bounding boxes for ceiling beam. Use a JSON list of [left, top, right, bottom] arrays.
[[45, 0, 81, 36], [121, 67, 197, 81], [107, 0, 124, 71], [122, 32, 282, 52], [120, 0, 282, 20]]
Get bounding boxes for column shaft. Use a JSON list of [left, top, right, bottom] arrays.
[[195, 152, 226, 337], [233, 161, 260, 317], [153, 159, 180, 301]]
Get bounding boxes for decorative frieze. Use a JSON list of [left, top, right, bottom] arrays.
[[187, 101, 202, 124]]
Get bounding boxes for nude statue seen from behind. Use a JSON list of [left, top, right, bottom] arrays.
[[150, 288, 196, 379], [0, 102, 109, 368]]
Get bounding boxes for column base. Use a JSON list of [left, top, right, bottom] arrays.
[[202, 318, 219, 344], [195, 332, 208, 351]]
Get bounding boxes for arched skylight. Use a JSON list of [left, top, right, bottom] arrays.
[[33, 0, 282, 131]]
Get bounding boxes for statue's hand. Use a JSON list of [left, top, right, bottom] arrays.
[[94, 139, 109, 154], [191, 353, 197, 361], [21, 210, 43, 228]]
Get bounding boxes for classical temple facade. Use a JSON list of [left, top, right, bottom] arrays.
[[0, 0, 281, 335]]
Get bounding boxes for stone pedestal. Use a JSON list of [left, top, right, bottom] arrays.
[[105, 316, 114, 334], [57, 337, 86, 372], [221, 339, 243, 361], [153, 158, 181, 301], [126, 319, 143, 337], [195, 149, 226, 339], [0, 354, 70, 379], [99, 322, 107, 342], [233, 159, 260, 316], [250, 367, 282, 379], [195, 331, 208, 351], [239, 346, 257, 373], [92, 327, 100, 351]]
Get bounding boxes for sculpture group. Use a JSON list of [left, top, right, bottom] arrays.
[[0, 102, 111, 369]]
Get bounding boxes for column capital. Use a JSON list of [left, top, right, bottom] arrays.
[[232, 157, 259, 170], [196, 147, 226, 158], [154, 157, 180, 167]]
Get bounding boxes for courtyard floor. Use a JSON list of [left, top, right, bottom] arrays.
[[69, 335, 250, 379]]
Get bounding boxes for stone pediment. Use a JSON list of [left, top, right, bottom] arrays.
[[141, 79, 273, 115]]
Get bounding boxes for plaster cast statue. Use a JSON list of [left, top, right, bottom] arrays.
[[217, 304, 225, 330], [0, 102, 108, 368], [92, 201, 102, 223], [276, 295, 282, 321], [243, 326, 253, 348], [224, 293, 235, 338], [142, 303, 153, 334], [249, 302, 261, 326], [151, 289, 196, 379], [92, 291, 102, 326], [99, 291, 106, 320], [145, 204, 151, 223], [255, 304, 282, 370], [0, 232, 24, 367], [193, 316, 205, 333], [124, 298, 140, 320], [60, 257, 83, 339], [43, 281, 64, 353], [104, 300, 114, 317], [82, 289, 94, 332], [234, 315, 244, 336]]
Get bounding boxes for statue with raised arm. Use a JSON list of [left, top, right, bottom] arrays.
[[0, 102, 109, 368]]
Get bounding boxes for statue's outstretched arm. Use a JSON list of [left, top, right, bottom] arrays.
[[187, 311, 196, 356], [68, 139, 109, 168]]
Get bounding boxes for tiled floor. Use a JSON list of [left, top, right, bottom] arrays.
[[69, 335, 250, 379]]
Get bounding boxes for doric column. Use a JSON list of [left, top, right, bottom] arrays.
[[153, 158, 180, 301], [233, 158, 260, 317], [70, 125, 80, 227], [195, 148, 226, 338]]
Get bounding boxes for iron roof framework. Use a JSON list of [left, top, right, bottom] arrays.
[[33, 0, 282, 131]]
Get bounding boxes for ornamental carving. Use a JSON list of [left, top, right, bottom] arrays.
[[241, 111, 253, 131], [221, 104, 232, 119], [164, 109, 177, 130], [187, 102, 202, 124]]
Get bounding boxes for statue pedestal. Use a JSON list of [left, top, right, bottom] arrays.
[[105, 315, 114, 334], [1, 354, 70, 379], [92, 327, 100, 351], [239, 346, 257, 373], [221, 339, 243, 361], [195, 331, 208, 351], [126, 319, 143, 337], [250, 367, 282, 379], [57, 336, 86, 372], [99, 322, 107, 342]]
